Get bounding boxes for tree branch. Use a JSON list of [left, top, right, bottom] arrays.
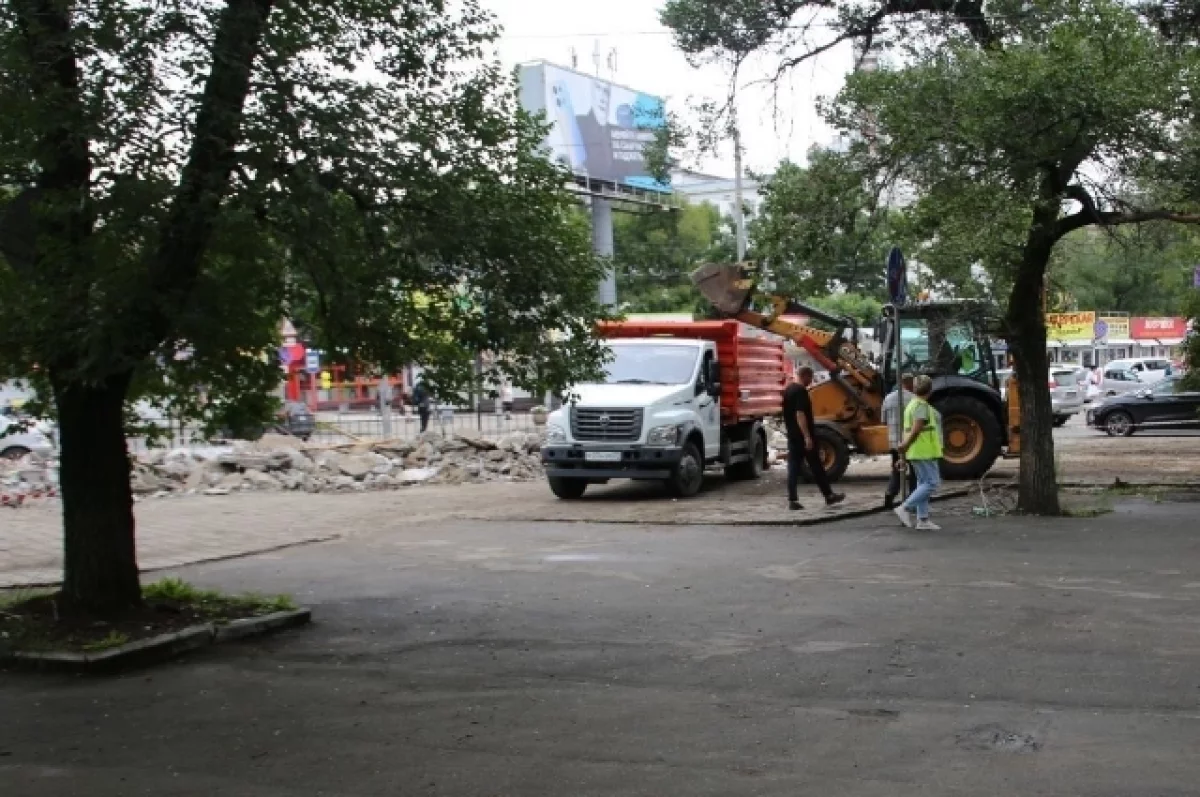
[[139, 0, 276, 356], [1057, 207, 1200, 239]]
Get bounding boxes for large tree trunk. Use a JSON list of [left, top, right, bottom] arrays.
[[53, 371, 141, 615], [1006, 215, 1061, 516]]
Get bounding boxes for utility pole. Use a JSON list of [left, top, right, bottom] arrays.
[[731, 103, 747, 261]]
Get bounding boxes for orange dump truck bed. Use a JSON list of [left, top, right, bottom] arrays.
[[595, 320, 787, 425]]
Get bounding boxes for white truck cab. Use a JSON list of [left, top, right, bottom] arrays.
[[541, 325, 784, 499]]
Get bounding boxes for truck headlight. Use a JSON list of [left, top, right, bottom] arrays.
[[646, 424, 682, 447], [545, 424, 567, 443]]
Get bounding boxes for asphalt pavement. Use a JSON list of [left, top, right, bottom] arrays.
[[4, 491, 1200, 795]]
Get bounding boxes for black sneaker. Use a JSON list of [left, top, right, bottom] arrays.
[[788, 500, 804, 511], [883, 493, 895, 510], [825, 493, 846, 507]]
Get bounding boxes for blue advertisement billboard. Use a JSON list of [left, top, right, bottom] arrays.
[[518, 61, 668, 192]]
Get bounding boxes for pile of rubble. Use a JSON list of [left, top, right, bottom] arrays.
[[0, 454, 58, 507], [131, 431, 546, 497]]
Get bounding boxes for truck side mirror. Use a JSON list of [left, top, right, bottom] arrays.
[[707, 380, 722, 398], [707, 360, 721, 385]]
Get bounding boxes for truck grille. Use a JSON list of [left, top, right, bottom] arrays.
[[571, 408, 643, 442]]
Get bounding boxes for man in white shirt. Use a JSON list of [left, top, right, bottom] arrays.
[[882, 374, 916, 509]]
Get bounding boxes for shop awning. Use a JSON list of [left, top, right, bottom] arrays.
[[1099, 338, 1134, 347], [1154, 337, 1185, 346]]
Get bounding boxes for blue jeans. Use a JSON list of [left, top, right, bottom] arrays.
[[902, 459, 941, 520]]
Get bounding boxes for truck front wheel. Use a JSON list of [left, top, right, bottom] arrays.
[[548, 477, 588, 500], [668, 441, 705, 498]]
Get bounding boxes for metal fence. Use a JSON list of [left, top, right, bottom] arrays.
[[309, 409, 541, 444], [120, 408, 544, 455]]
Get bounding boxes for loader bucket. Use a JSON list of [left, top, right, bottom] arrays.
[[690, 262, 755, 316]]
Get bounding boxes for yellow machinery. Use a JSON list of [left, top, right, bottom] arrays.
[[691, 262, 1019, 481]]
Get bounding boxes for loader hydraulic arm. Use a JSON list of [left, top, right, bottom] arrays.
[[690, 262, 879, 393]]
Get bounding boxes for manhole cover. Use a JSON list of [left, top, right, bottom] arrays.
[[955, 723, 1041, 753]]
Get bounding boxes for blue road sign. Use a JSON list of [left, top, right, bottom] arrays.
[[886, 247, 907, 305], [305, 350, 320, 374]]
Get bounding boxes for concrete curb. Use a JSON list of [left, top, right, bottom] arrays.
[[6, 537, 338, 590], [4, 608, 311, 674], [502, 487, 975, 528]]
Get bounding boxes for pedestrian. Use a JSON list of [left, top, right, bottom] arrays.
[[500, 380, 514, 417], [411, 377, 432, 433], [882, 373, 917, 509], [782, 366, 846, 511], [894, 374, 943, 531]]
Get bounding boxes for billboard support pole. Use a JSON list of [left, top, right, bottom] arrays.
[[592, 197, 617, 308]]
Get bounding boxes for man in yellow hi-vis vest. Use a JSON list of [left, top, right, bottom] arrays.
[[894, 375, 944, 531]]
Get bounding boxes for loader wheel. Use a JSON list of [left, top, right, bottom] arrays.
[[803, 426, 850, 483], [933, 395, 1002, 480]]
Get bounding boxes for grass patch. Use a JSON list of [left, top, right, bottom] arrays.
[[1, 579, 298, 657], [81, 630, 131, 652], [142, 577, 296, 615]]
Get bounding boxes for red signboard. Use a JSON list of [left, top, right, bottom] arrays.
[[1131, 317, 1187, 339]]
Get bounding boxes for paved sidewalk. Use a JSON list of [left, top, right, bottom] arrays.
[[4, 428, 1197, 588], [0, 474, 898, 588]]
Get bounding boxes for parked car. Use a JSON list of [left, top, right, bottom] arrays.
[[1105, 357, 1171, 385], [1049, 367, 1084, 426], [1087, 375, 1200, 436], [277, 401, 316, 441], [0, 414, 55, 460], [1099, 365, 1150, 398]]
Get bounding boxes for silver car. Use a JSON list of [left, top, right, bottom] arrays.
[[1050, 367, 1084, 426], [1099, 366, 1148, 398]]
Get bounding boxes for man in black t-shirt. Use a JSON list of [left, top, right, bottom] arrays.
[[782, 367, 846, 511]]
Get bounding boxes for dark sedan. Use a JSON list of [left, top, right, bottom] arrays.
[[1087, 376, 1200, 436]]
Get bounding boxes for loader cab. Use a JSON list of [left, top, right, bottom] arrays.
[[881, 303, 999, 389], [880, 302, 1008, 480]]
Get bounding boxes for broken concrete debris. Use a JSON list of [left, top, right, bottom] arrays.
[[132, 431, 546, 498]]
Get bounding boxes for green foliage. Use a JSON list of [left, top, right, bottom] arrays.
[[1051, 226, 1200, 315], [614, 201, 737, 314], [1184, 292, 1200, 392], [752, 152, 893, 297], [660, 0, 801, 63], [143, 578, 296, 614], [0, 0, 610, 422], [81, 630, 131, 652], [804, 293, 884, 328]]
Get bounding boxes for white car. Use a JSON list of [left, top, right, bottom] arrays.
[[0, 414, 55, 460], [1104, 358, 1171, 386]]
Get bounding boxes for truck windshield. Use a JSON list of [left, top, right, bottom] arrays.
[[603, 344, 699, 386]]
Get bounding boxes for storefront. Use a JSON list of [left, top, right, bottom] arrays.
[[1131, 317, 1188, 360], [1045, 311, 1096, 366], [1093, 314, 1133, 364]]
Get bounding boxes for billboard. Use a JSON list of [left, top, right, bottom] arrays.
[[1097, 315, 1130, 341], [1132, 316, 1187, 340], [518, 61, 667, 191], [1045, 311, 1096, 342]]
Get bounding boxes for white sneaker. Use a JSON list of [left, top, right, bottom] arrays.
[[915, 519, 940, 531], [893, 506, 913, 528]]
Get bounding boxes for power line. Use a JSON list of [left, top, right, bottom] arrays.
[[499, 8, 1155, 41]]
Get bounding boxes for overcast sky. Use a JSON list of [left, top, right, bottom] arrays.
[[487, 0, 855, 177]]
